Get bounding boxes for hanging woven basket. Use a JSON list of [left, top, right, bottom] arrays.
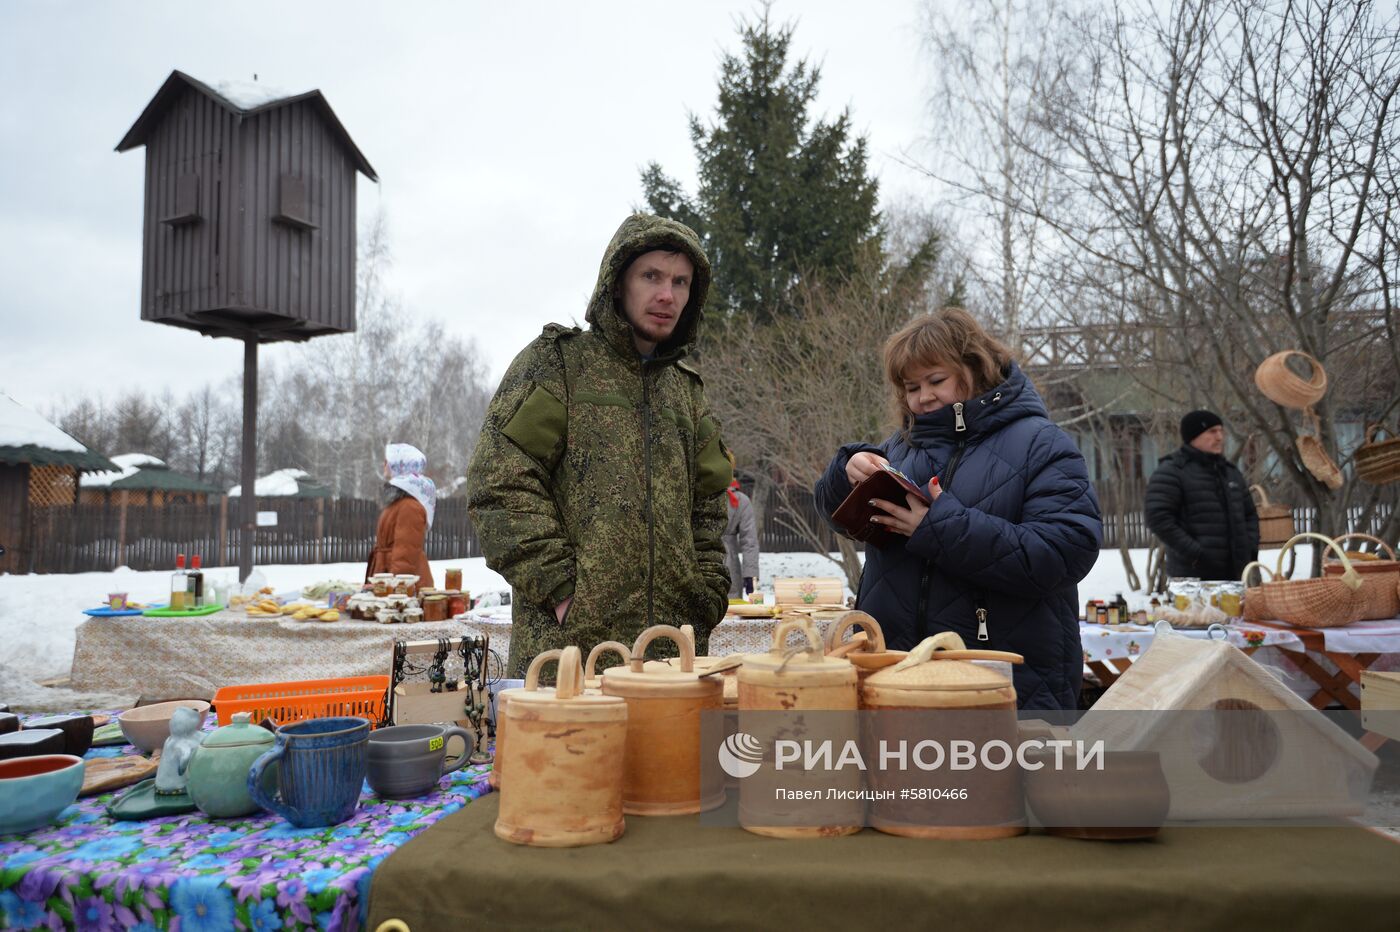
[[1254, 350, 1327, 409], [1355, 423, 1400, 486], [1296, 410, 1343, 490], [1249, 485, 1294, 547], [1261, 532, 1366, 628]]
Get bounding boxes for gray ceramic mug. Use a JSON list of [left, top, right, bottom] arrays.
[[366, 724, 473, 798]]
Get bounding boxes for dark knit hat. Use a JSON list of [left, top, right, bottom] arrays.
[[1181, 409, 1223, 444]]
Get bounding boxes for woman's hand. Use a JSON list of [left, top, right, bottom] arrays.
[[869, 492, 931, 537], [846, 451, 889, 486]]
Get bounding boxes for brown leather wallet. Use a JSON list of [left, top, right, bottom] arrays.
[[831, 466, 930, 547]]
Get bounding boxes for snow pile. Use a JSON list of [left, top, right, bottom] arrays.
[[228, 467, 311, 497], [0, 390, 87, 452], [211, 78, 303, 111], [79, 452, 166, 488]]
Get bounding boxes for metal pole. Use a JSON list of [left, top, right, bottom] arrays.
[[240, 336, 258, 582]]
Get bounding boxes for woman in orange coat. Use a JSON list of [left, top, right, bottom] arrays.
[[366, 443, 436, 588]]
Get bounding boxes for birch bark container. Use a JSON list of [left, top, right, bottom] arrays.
[[494, 646, 628, 847], [602, 625, 725, 815]]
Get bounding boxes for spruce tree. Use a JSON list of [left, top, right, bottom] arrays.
[[641, 6, 882, 322]]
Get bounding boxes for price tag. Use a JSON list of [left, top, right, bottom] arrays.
[[429, 736, 444, 752]]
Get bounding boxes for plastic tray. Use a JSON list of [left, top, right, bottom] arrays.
[[212, 675, 390, 727], [83, 606, 145, 617], [142, 604, 224, 618]]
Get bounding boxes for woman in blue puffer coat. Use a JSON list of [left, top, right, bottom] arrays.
[[815, 308, 1102, 710]]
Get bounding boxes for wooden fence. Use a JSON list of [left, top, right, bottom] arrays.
[[16, 485, 1395, 575], [23, 497, 482, 575]]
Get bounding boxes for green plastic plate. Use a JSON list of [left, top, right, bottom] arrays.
[[141, 604, 225, 618]]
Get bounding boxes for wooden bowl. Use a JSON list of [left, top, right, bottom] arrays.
[[1023, 750, 1170, 840], [118, 701, 211, 753]]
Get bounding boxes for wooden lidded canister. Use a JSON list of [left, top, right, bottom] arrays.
[[495, 646, 628, 847], [823, 611, 906, 700], [489, 649, 564, 791], [644, 624, 739, 709], [584, 641, 632, 692], [602, 625, 725, 815], [738, 620, 861, 838], [862, 632, 1026, 840]]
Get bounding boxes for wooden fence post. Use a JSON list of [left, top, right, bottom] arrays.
[[316, 498, 325, 564], [117, 491, 128, 568], [218, 496, 228, 568]]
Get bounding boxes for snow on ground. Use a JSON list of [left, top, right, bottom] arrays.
[[0, 545, 1315, 713]]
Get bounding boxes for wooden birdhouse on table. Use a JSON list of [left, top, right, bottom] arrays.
[[1075, 626, 1377, 821], [116, 71, 376, 577]]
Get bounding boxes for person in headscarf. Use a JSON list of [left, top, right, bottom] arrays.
[[367, 443, 437, 588]]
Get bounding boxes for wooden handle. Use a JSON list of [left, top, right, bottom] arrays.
[[585, 641, 632, 680], [886, 631, 966, 673], [922, 649, 1025, 664], [1330, 533, 1396, 560], [827, 632, 870, 659], [555, 646, 583, 700], [1276, 532, 1362, 590], [1241, 560, 1276, 587], [1249, 484, 1270, 507], [679, 624, 696, 651], [525, 649, 564, 689], [629, 625, 694, 673], [771, 619, 823, 656], [823, 610, 886, 654]]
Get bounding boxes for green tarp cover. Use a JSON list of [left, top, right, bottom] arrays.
[[369, 792, 1400, 931]]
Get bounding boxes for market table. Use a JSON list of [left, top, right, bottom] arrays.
[[708, 611, 850, 655], [68, 612, 484, 699], [0, 716, 492, 932], [369, 792, 1400, 931], [1081, 619, 1400, 726]]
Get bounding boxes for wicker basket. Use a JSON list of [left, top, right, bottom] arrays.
[[1261, 533, 1366, 628], [1254, 350, 1327, 409], [1355, 424, 1400, 486], [1323, 533, 1400, 621], [1296, 410, 1343, 490], [1249, 485, 1294, 547], [1240, 561, 1276, 622]]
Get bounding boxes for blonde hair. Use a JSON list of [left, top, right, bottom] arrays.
[[883, 308, 1012, 425]]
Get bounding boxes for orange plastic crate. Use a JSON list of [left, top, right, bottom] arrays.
[[213, 676, 390, 728]]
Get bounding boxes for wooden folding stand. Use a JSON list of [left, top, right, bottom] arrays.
[[388, 636, 492, 762]]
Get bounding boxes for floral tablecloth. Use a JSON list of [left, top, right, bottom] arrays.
[[0, 716, 493, 931]]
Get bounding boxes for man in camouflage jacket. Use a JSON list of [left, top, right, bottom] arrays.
[[467, 214, 734, 676]]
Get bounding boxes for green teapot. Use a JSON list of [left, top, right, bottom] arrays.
[[187, 712, 275, 818]]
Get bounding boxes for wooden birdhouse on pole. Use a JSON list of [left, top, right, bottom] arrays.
[[117, 70, 376, 580]]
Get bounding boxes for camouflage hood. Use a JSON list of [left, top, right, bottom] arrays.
[[584, 213, 712, 361]]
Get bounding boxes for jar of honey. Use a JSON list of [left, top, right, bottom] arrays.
[[445, 568, 463, 591], [447, 591, 468, 617], [423, 594, 449, 622]]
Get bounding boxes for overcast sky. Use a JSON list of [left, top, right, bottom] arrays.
[[0, 0, 946, 417]]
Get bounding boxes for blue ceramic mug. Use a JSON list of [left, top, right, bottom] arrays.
[[247, 717, 369, 827]]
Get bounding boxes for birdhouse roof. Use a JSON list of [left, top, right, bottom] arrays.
[[115, 70, 377, 181]]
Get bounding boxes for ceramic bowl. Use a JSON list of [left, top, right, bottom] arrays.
[[1023, 749, 1170, 840], [118, 701, 211, 753], [0, 755, 85, 834]]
